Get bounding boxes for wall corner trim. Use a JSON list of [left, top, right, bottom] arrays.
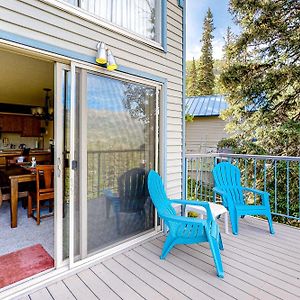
[[161, 0, 168, 52]]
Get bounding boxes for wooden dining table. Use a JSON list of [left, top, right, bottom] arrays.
[[0, 165, 36, 228]]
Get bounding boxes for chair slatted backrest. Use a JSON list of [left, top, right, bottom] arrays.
[[147, 170, 176, 217], [36, 165, 54, 195], [213, 162, 244, 205], [118, 168, 148, 213]]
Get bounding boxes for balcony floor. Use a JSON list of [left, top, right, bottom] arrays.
[[17, 217, 300, 300]]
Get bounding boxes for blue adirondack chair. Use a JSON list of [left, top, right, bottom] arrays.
[[212, 162, 274, 235], [147, 170, 224, 278], [104, 168, 148, 234]]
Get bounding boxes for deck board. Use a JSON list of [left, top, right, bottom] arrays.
[[147, 240, 253, 300], [29, 288, 53, 300], [63, 275, 99, 300], [77, 269, 121, 300], [14, 296, 31, 300], [47, 281, 76, 300], [152, 239, 266, 299], [187, 243, 299, 300], [128, 247, 211, 299], [114, 254, 188, 300], [220, 238, 300, 279], [91, 263, 143, 300], [23, 218, 300, 300], [234, 225, 300, 251]]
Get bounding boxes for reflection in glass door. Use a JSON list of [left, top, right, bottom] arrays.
[[84, 73, 158, 254]]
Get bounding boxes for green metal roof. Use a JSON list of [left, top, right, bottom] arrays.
[[186, 95, 228, 117]]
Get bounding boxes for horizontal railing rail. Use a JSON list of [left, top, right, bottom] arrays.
[[187, 153, 300, 162], [87, 149, 145, 199], [185, 153, 300, 225]]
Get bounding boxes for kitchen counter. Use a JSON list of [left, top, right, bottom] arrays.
[[0, 149, 50, 155], [0, 150, 52, 165]]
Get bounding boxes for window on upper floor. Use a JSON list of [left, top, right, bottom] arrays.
[[63, 0, 162, 44]]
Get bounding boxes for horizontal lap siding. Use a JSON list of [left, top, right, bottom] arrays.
[[186, 117, 228, 153], [0, 0, 183, 198]]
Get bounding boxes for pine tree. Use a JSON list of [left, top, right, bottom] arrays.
[[220, 0, 300, 156], [223, 26, 236, 68], [198, 8, 215, 95], [187, 57, 198, 96]]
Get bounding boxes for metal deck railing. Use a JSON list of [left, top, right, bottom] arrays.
[[87, 149, 144, 199], [185, 153, 300, 225]]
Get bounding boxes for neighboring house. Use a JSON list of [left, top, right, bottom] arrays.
[[0, 0, 185, 297], [185, 95, 229, 153]]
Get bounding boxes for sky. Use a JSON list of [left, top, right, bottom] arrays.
[[186, 0, 239, 61]]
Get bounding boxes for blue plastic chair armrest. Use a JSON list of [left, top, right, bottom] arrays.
[[169, 199, 209, 206], [242, 187, 270, 206], [168, 199, 214, 223], [242, 187, 270, 196], [162, 214, 207, 225]]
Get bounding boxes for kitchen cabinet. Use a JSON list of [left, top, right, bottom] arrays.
[[21, 116, 41, 137], [0, 114, 41, 137], [0, 114, 22, 133]]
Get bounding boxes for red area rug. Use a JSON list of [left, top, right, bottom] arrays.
[[0, 244, 54, 288]]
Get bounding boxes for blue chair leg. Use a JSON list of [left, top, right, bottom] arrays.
[[218, 233, 224, 251], [161, 235, 175, 259], [208, 235, 224, 278], [229, 209, 239, 235], [267, 212, 275, 234]]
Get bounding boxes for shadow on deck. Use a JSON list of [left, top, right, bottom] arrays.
[[18, 217, 300, 300]]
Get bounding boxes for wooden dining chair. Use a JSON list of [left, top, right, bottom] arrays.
[[28, 165, 54, 225]]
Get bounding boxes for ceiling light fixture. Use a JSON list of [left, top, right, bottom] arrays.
[[31, 88, 53, 124]]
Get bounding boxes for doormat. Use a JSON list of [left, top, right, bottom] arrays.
[[0, 244, 54, 288]]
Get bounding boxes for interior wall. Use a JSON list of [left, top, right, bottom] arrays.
[[0, 49, 54, 149], [0, 133, 40, 150]]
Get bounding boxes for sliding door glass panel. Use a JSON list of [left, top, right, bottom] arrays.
[[86, 73, 156, 254]]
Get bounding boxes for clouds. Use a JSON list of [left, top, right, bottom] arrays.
[[186, 44, 201, 61], [186, 36, 225, 61], [212, 38, 225, 60]]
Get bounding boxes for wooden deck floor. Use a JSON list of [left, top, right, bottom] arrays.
[[16, 217, 300, 300]]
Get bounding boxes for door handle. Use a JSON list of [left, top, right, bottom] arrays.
[[57, 157, 61, 177]]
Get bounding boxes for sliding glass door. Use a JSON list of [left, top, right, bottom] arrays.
[[66, 65, 160, 261], [85, 72, 157, 254]]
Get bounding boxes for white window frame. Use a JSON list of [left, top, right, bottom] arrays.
[[40, 0, 164, 51]]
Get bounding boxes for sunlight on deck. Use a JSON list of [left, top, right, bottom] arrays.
[[20, 217, 300, 300]]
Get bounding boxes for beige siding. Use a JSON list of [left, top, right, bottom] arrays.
[[0, 0, 183, 198], [186, 116, 229, 154]]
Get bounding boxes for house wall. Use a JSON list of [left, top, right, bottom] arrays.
[[186, 116, 229, 153], [0, 0, 184, 198]]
